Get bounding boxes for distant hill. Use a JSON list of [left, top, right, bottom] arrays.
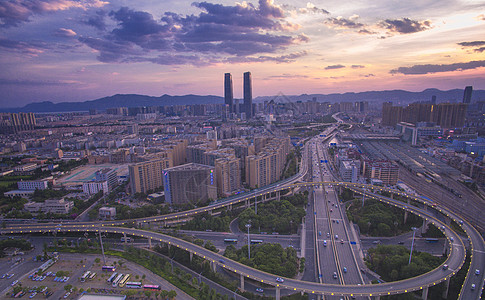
[[1, 88, 484, 113], [255, 88, 485, 105], [0, 94, 224, 113]]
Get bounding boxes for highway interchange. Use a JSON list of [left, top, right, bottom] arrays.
[[1, 123, 484, 299]]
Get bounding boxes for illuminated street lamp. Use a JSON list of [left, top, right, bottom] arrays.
[[245, 222, 252, 259], [409, 227, 417, 265]]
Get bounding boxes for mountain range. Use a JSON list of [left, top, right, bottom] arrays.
[[1, 88, 483, 113]]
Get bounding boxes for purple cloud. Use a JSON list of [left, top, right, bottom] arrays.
[[325, 64, 345, 70], [77, 0, 306, 65], [380, 18, 432, 34], [326, 17, 363, 29], [390, 60, 485, 74], [0, 0, 107, 27], [351, 65, 365, 69], [54, 28, 77, 37]]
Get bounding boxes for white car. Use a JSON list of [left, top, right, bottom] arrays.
[[256, 288, 264, 293], [276, 277, 284, 283]]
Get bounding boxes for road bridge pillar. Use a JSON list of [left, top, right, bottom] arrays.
[[422, 286, 429, 300], [210, 261, 216, 272], [275, 286, 280, 300], [148, 238, 152, 248], [277, 191, 280, 201], [404, 199, 411, 224], [123, 233, 127, 245], [374, 296, 380, 300], [245, 199, 249, 208], [442, 278, 450, 299], [189, 252, 193, 262], [239, 274, 244, 291], [390, 193, 394, 199]]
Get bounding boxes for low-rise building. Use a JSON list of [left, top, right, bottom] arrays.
[[99, 207, 116, 220], [4, 189, 35, 198], [17, 179, 49, 190], [83, 181, 109, 195], [24, 198, 74, 214]]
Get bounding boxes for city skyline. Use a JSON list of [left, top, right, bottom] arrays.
[[0, 0, 484, 108]]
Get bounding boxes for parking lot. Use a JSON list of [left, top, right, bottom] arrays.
[[1, 252, 191, 299]]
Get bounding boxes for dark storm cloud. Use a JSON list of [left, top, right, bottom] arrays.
[[475, 47, 485, 53], [325, 64, 345, 70], [81, 10, 107, 31], [457, 41, 485, 47], [326, 17, 363, 29], [380, 18, 432, 34], [390, 60, 485, 74], [78, 36, 142, 62], [0, 0, 106, 27], [77, 0, 305, 65]]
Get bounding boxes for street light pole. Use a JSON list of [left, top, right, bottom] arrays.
[[245, 222, 252, 259], [409, 227, 417, 265], [98, 230, 106, 265]]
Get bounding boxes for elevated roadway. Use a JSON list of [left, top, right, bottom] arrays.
[[2, 182, 473, 299]]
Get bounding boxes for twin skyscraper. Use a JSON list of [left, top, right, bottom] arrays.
[[224, 72, 252, 119]]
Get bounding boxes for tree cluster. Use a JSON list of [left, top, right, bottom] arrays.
[[346, 199, 422, 236], [181, 211, 232, 232], [224, 243, 299, 278], [365, 245, 444, 282], [238, 193, 306, 234]]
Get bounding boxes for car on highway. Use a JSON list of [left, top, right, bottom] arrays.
[[219, 259, 225, 264], [256, 288, 264, 293], [63, 292, 70, 299], [340, 239, 344, 244], [398, 241, 404, 244], [276, 277, 284, 283], [475, 269, 480, 275], [471, 283, 476, 290], [323, 240, 327, 247], [442, 264, 448, 270], [343, 267, 347, 273], [7, 273, 14, 279], [336, 220, 339, 224], [335, 235, 338, 239], [11, 279, 18, 286], [333, 272, 337, 279]]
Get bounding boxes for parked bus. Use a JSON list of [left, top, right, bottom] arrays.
[[88, 272, 96, 280], [143, 285, 161, 291], [112, 273, 124, 287], [223, 238, 237, 244], [102, 266, 116, 272], [107, 272, 118, 283], [118, 273, 131, 288], [126, 281, 142, 289], [250, 239, 263, 244], [80, 271, 91, 282]]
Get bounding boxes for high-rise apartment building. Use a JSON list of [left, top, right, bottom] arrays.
[[362, 159, 399, 185], [243, 71, 252, 118], [463, 86, 473, 104], [224, 73, 234, 113], [245, 137, 290, 188], [129, 158, 171, 194], [0, 112, 36, 134], [382, 102, 467, 128], [215, 157, 241, 196], [95, 168, 118, 191], [163, 163, 217, 205]]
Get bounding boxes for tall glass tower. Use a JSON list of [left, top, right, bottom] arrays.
[[243, 71, 252, 118], [224, 73, 233, 113]]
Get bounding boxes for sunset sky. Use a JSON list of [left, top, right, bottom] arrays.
[[0, 0, 484, 107]]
